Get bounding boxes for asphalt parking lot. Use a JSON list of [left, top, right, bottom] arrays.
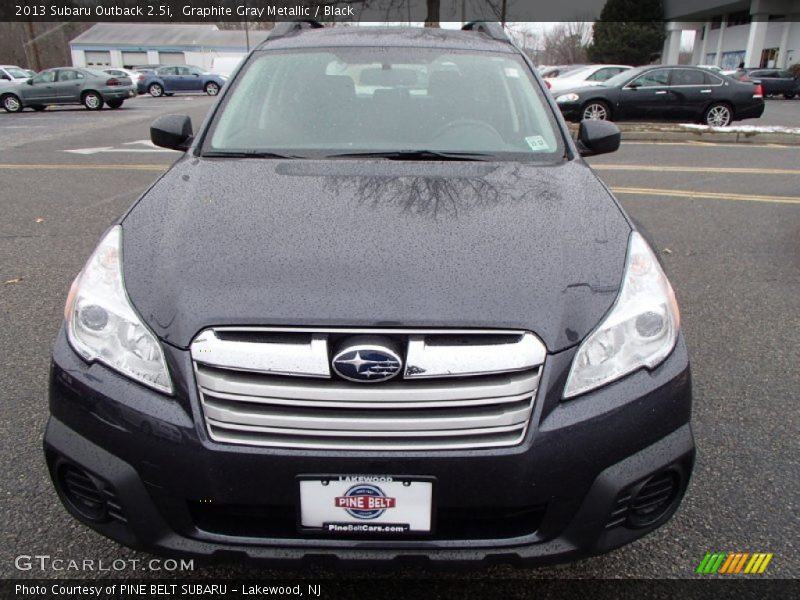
[[0, 94, 798, 581], [753, 96, 800, 127]]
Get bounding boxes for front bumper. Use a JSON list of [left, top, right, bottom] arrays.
[[45, 327, 694, 566], [556, 103, 582, 123]]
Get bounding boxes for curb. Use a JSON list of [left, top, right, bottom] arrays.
[[567, 124, 800, 145]]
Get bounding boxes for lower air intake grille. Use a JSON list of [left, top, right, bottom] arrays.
[[606, 469, 681, 530], [628, 471, 680, 527], [188, 501, 546, 540], [57, 464, 126, 524], [60, 465, 106, 521]]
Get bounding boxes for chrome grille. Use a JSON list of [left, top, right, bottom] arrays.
[[191, 328, 545, 451]]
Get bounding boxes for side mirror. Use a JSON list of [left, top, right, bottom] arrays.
[[627, 81, 640, 89], [0, 75, 10, 81], [150, 114, 193, 151], [26, 79, 33, 85], [576, 119, 621, 157]]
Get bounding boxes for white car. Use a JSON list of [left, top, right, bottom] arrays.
[[0, 65, 33, 83], [546, 64, 632, 93], [211, 56, 244, 77], [103, 68, 145, 94], [697, 64, 723, 73]]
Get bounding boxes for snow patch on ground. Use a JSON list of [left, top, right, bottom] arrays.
[[680, 124, 800, 135]]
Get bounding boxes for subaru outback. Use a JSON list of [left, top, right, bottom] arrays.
[[45, 22, 694, 566]]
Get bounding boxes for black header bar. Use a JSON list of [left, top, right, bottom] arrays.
[[3, 1, 615, 23]]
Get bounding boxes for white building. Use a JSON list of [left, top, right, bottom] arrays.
[[69, 24, 269, 71], [663, 0, 800, 69]]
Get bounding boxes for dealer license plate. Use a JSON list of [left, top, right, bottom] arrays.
[[299, 476, 433, 534]]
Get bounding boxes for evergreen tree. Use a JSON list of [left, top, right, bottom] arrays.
[[587, 0, 666, 65]]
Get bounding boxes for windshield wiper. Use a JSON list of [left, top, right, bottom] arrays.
[[202, 150, 305, 159], [324, 150, 495, 161]]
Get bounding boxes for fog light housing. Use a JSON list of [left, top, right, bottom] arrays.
[[56, 463, 109, 523]]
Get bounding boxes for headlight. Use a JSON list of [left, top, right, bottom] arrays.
[[563, 231, 680, 399], [64, 226, 173, 393], [556, 93, 580, 103]]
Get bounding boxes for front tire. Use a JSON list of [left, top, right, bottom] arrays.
[[148, 83, 164, 97], [2, 94, 22, 113], [581, 100, 610, 121], [82, 91, 103, 111], [703, 103, 732, 127], [784, 92, 796, 100], [106, 99, 124, 109], [204, 81, 220, 96]]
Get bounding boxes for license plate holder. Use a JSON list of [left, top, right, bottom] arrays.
[[297, 475, 434, 535]]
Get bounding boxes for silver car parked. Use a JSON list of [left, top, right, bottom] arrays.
[[0, 65, 32, 83], [1, 67, 135, 113]]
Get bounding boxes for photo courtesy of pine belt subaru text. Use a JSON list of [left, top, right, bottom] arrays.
[[45, 21, 694, 567]]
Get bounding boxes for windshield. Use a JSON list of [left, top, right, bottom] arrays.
[[205, 47, 563, 160], [603, 68, 643, 88], [5, 67, 29, 78], [553, 65, 587, 78]]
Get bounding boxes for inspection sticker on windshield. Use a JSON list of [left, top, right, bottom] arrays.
[[299, 475, 433, 534], [525, 135, 550, 152], [504, 67, 521, 78]]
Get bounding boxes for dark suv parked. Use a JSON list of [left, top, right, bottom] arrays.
[[46, 22, 694, 566]]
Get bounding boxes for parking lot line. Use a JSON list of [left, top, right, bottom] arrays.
[[0, 163, 168, 172], [2, 163, 798, 205], [623, 141, 797, 149], [595, 165, 800, 176], [612, 187, 800, 205], [6, 162, 799, 176]]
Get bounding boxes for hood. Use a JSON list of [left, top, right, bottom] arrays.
[[122, 157, 630, 351], [554, 84, 612, 97], [549, 79, 603, 92]]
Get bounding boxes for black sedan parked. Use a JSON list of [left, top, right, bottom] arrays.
[[554, 65, 764, 126], [742, 68, 799, 99]]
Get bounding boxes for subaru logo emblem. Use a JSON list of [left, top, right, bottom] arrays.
[[332, 344, 402, 383]]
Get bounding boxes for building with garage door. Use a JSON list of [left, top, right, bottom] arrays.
[[663, 0, 799, 69], [69, 23, 269, 71]]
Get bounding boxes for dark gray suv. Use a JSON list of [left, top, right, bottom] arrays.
[[45, 22, 694, 566]]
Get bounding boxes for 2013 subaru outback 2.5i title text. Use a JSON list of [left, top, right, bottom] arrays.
[[45, 21, 694, 566]]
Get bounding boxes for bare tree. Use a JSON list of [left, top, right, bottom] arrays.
[[539, 22, 592, 65], [505, 23, 541, 61], [0, 21, 93, 71]]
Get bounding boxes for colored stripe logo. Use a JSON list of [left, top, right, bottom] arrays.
[[697, 553, 773, 574]]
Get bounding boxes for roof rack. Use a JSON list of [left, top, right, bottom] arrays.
[[461, 21, 510, 43], [265, 20, 324, 42]]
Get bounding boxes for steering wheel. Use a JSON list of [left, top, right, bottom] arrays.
[[432, 118, 503, 141]]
